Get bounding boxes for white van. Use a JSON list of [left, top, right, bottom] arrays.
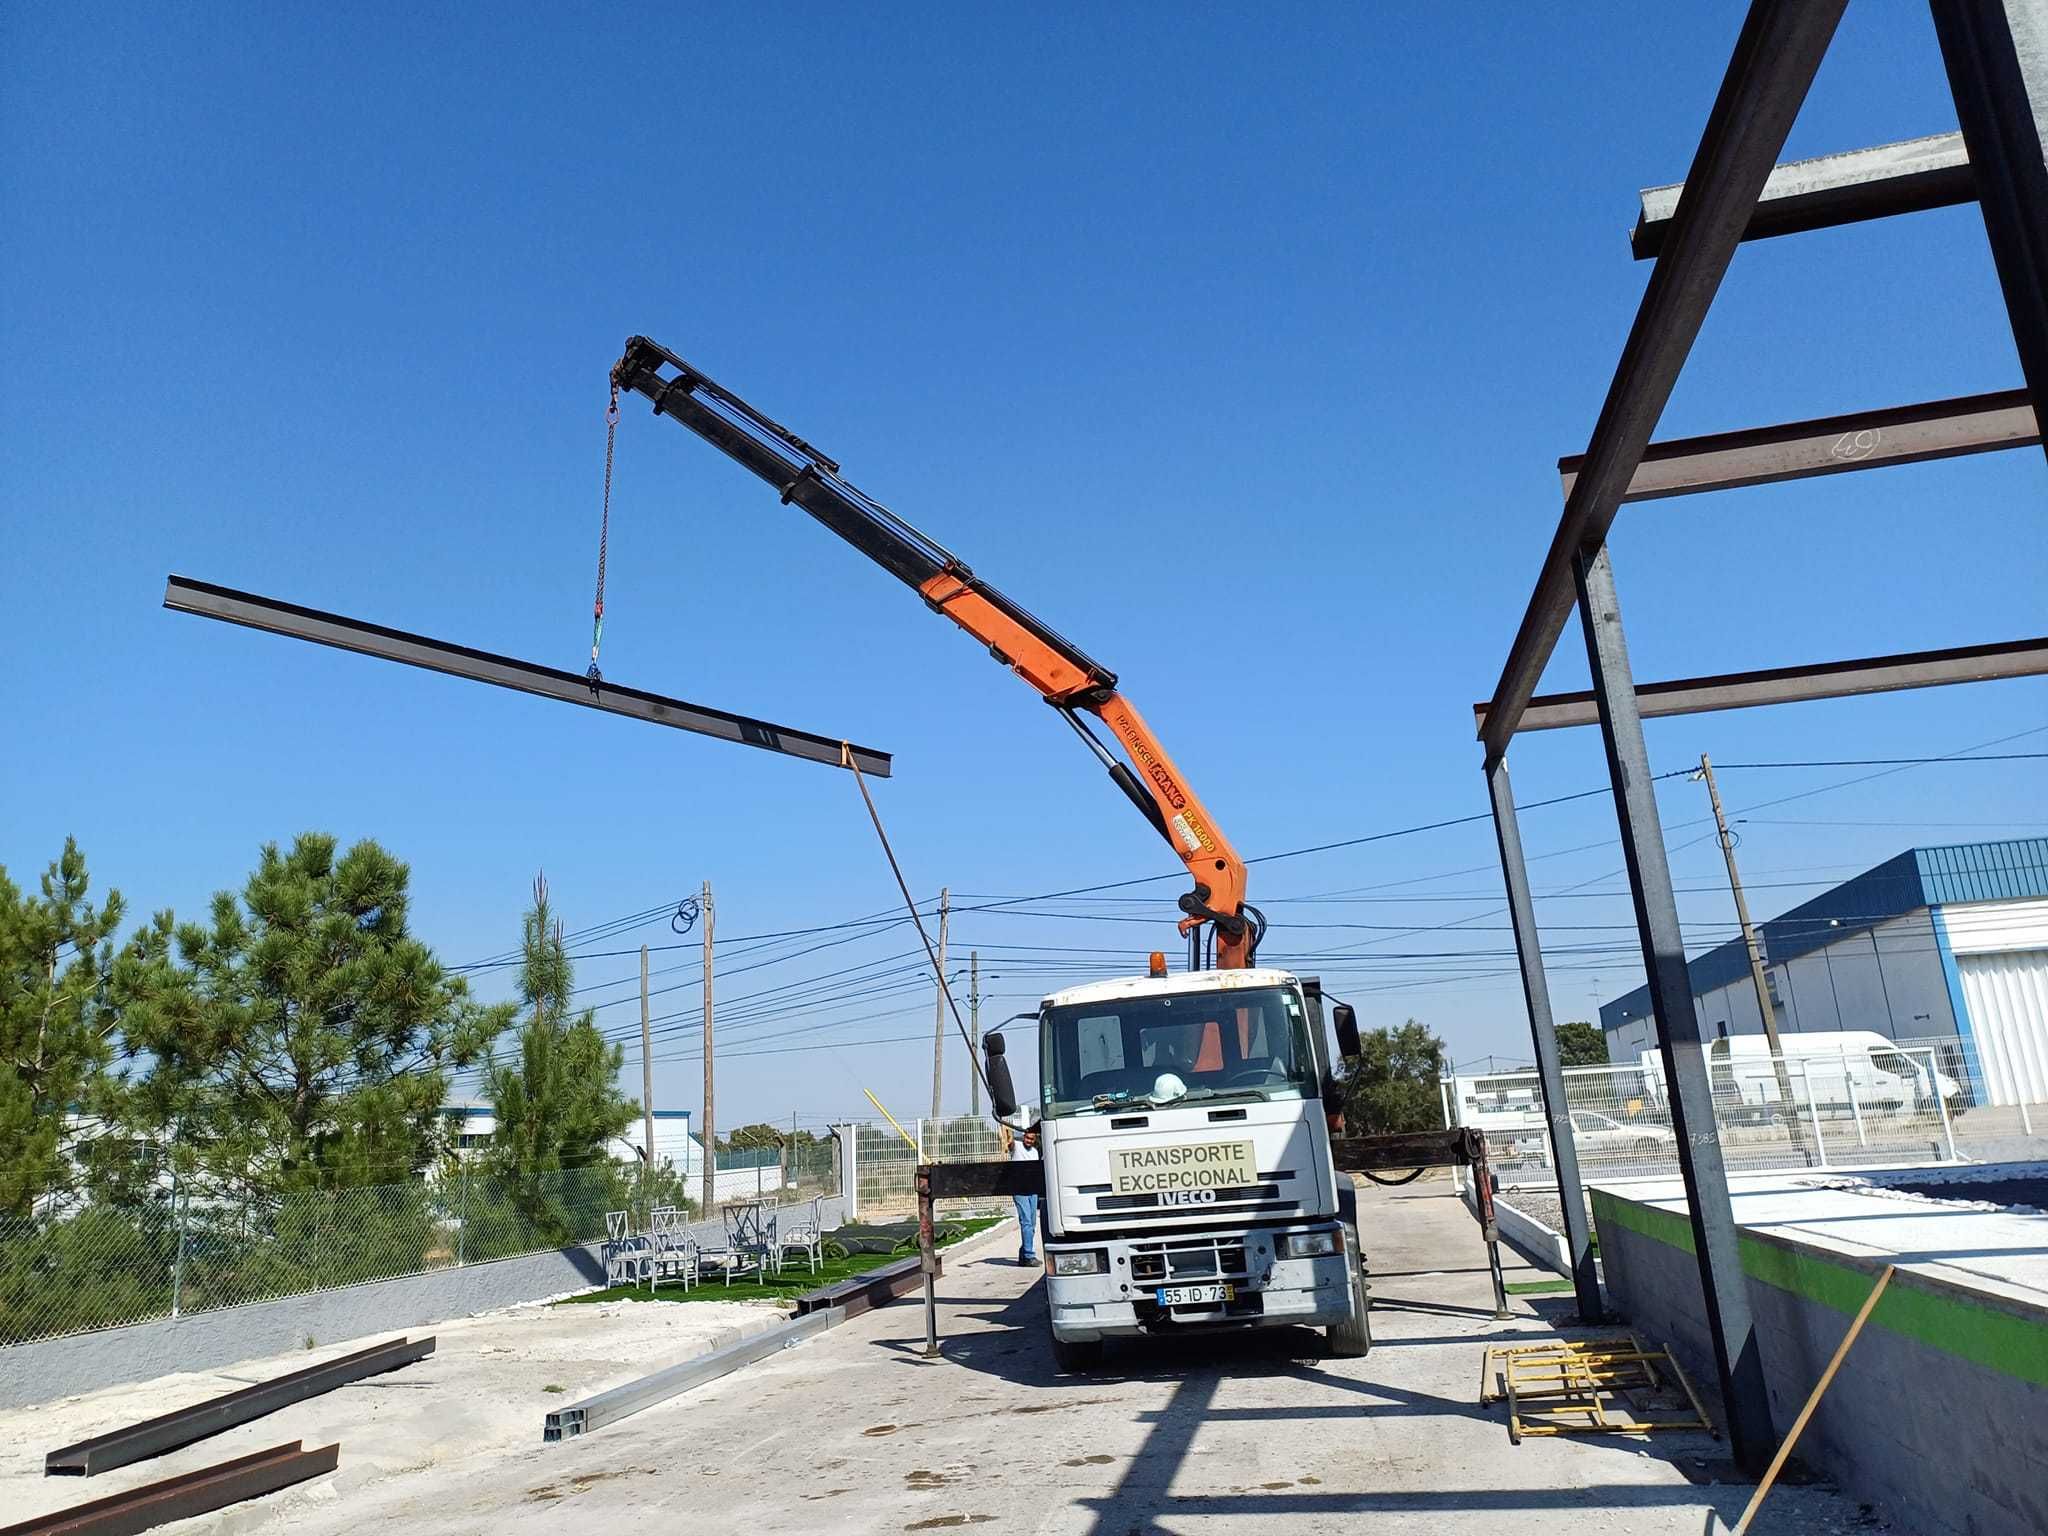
[[1638, 1031, 1961, 1115]]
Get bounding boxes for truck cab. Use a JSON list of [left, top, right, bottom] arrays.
[[1029, 967, 1369, 1370]]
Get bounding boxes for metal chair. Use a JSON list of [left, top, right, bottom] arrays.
[[707, 1201, 771, 1284], [777, 1197, 824, 1275], [648, 1206, 700, 1291], [602, 1210, 654, 1289]]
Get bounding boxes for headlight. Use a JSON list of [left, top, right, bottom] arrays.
[[1051, 1250, 1106, 1276], [1282, 1230, 1339, 1258]]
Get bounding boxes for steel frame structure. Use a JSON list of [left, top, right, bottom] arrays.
[[1473, 0, 2047, 1477], [163, 577, 893, 777]]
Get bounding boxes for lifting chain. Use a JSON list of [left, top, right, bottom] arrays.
[[587, 381, 621, 692]]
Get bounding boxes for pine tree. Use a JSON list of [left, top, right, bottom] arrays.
[[109, 833, 511, 1200], [1341, 1019, 1448, 1135], [0, 839, 125, 1217], [482, 875, 638, 1240]]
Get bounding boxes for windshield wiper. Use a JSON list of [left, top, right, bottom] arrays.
[[1178, 1087, 1272, 1107]]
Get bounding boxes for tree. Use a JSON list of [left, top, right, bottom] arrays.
[[1341, 1019, 1447, 1135], [482, 876, 638, 1241], [110, 833, 508, 1200], [1555, 1021, 1609, 1067], [0, 839, 125, 1216]]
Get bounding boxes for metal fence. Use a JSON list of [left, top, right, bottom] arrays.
[[850, 1116, 1011, 1220], [0, 1142, 839, 1352], [1446, 1034, 2047, 1189]]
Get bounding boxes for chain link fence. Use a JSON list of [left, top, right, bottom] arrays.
[[1446, 1033, 2044, 1190], [2, 1160, 674, 1351]]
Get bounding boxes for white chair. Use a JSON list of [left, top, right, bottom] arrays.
[[777, 1197, 824, 1275]]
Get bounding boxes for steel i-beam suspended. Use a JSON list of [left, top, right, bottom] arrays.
[[162, 577, 892, 776], [1484, 759, 1601, 1324], [1933, 0, 2048, 451], [1574, 545, 1775, 1472]]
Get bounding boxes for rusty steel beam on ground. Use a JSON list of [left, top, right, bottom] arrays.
[[1557, 389, 2037, 503], [1472, 634, 2048, 736], [4, 1442, 338, 1536], [163, 576, 893, 777], [1631, 130, 1972, 258], [45, 1336, 430, 1477]]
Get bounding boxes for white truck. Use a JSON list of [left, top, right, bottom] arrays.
[[1022, 966, 1371, 1372], [1638, 1031, 1963, 1117]]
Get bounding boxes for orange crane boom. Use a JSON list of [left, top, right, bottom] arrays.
[[609, 337, 1262, 967]]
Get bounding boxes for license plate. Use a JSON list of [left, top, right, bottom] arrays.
[[1157, 1282, 1234, 1306]]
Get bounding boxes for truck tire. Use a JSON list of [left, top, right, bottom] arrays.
[[1325, 1223, 1372, 1359], [1050, 1332, 1104, 1375]]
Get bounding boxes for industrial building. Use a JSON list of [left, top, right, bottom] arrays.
[[1599, 839, 2048, 1107]]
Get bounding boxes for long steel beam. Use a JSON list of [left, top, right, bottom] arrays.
[[46, 1336, 431, 1476], [1933, 0, 2048, 448], [1573, 546, 1776, 1474], [544, 1310, 840, 1441], [163, 577, 892, 776], [1473, 634, 2048, 736], [1480, 0, 1847, 766], [1632, 131, 1972, 259], [4, 1442, 338, 1536], [793, 1252, 936, 1318], [1557, 389, 2037, 502], [1486, 758, 1602, 1324]]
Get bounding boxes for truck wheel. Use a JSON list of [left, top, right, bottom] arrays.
[[1325, 1225, 1372, 1359], [1050, 1333, 1104, 1375]]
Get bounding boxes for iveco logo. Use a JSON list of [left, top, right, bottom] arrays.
[[1159, 1189, 1218, 1207]]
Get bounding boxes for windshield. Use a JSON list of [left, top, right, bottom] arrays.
[[1038, 985, 1315, 1119]]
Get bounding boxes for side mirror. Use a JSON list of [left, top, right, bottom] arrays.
[[1333, 1002, 1361, 1061], [984, 1033, 1019, 1119]]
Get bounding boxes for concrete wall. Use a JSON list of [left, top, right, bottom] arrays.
[[0, 1193, 846, 1411], [1591, 1188, 2048, 1536]]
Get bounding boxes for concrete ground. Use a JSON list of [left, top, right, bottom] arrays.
[[3, 1175, 1913, 1535], [0, 1288, 777, 1530]]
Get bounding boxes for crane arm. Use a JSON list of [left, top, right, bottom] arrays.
[[610, 336, 1256, 965]]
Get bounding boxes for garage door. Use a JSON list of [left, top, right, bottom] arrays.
[[1958, 948, 2048, 1105]]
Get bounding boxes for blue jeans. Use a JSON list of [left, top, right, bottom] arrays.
[[1013, 1192, 1040, 1260]]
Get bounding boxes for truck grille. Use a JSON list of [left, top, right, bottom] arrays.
[[1128, 1235, 1252, 1285]]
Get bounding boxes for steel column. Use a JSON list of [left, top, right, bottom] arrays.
[[1572, 545, 1775, 1473], [1485, 757, 1602, 1323], [1933, 0, 2048, 452]]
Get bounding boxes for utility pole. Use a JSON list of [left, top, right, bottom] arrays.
[[968, 950, 982, 1118], [930, 888, 949, 1125], [700, 880, 716, 1218], [1698, 754, 1806, 1154], [640, 944, 656, 1225]]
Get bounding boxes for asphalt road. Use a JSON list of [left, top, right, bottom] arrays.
[[255, 1178, 1897, 1535]]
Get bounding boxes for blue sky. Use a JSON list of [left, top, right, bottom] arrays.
[[5, 3, 2043, 1133]]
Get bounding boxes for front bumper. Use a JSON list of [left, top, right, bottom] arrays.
[[1044, 1221, 1353, 1342]]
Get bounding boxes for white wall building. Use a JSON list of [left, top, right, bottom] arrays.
[[1600, 840, 2048, 1107]]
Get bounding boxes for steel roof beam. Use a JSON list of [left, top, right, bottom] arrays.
[[1632, 131, 1973, 259], [1558, 389, 2037, 502], [163, 577, 892, 776], [1479, 0, 1847, 767], [1472, 634, 2048, 736]]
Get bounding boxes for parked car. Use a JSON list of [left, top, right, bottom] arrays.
[[1567, 1109, 1676, 1162]]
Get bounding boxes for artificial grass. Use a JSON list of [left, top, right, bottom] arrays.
[[1504, 1278, 1575, 1295], [558, 1217, 1002, 1306]]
